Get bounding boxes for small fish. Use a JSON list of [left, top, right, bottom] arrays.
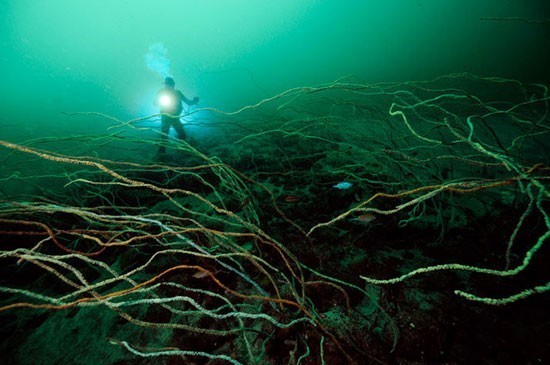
[[284, 195, 300, 202], [352, 213, 376, 223], [192, 271, 209, 279], [333, 181, 353, 190]]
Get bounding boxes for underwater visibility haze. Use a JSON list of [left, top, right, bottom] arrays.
[[1, 1, 550, 364]]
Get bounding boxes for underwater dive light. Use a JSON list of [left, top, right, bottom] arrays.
[[159, 94, 174, 108]]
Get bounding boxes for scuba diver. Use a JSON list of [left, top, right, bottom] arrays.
[[154, 76, 199, 153]]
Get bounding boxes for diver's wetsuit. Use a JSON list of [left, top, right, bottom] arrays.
[[157, 88, 186, 143], [155, 77, 198, 154]]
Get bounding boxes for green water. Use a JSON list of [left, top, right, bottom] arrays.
[[1, 1, 548, 140]]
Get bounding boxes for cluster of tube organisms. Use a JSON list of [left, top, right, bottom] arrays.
[[1, 73, 548, 364]]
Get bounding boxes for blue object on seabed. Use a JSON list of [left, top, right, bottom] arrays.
[[333, 181, 353, 190]]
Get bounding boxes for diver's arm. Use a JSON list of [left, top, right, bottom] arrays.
[[179, 91, 199, 106]]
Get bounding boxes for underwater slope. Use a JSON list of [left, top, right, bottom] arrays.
[[0, 74, 549, 364]]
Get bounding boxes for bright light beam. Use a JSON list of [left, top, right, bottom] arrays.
[[159, 94, 174, 108]]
